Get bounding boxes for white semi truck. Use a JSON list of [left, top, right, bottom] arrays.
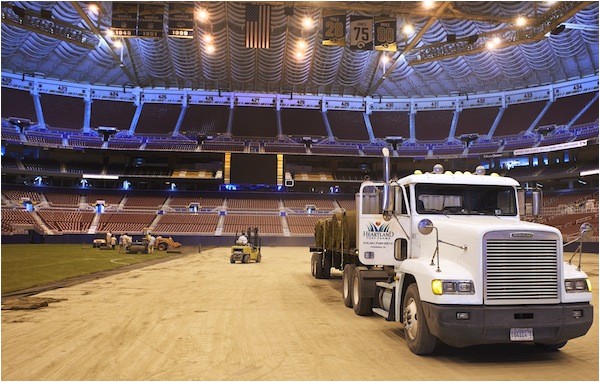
[[311, 148, 593, 355]]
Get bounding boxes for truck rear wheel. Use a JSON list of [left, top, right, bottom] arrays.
[[230, 255, 235, 264], [342, 264, 356, 308], [313, 253, 324, 279], [403, 283, 436, 355], [322, 252, 332, 279], [157, 243, 168, 251], [352, 267, 373, 316], [256, 252, 262, 263]]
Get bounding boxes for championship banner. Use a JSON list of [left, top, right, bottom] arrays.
[[111, 2, 138, 38], [374, 17, 397, 52], [349, 16, 373, 50], [168, 2, 194, 38], [138, 3, 164, 38], [322, 11, 346, 46]]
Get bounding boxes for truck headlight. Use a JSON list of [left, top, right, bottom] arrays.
[[432, 280, 475, 295], [565, 278, 591, 292]]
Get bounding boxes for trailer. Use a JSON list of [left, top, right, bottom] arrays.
[[310, 148, 593, 355]]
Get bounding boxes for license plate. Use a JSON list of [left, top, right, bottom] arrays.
[[510, 328, 534, 341]]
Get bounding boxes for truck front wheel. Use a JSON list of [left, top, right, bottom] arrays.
[[403, 284, 436, 355], [342, 264, 356, 308], [352, 267, 373, 316]]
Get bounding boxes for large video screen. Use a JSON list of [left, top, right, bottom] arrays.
[[230, 153, 277, 185]]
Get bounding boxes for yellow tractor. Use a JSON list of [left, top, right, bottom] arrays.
[[230, 227, 262, 264], [155, 236, 181, 251]]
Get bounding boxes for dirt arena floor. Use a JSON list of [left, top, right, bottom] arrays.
[[2, 247, 598, 380]]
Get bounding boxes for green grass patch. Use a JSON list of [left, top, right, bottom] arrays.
[[1, 244, 173, 294]]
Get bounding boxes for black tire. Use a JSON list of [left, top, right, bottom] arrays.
[[403, 283, 436, 355], [256, 252, 262, 263], [242, 254, 249, 264], [230, 256, 235, 264], [322, 252, 332, 279], [352, 267, 373, 316], [342, 264, 356, 308], [536, 341, 568, 350], [157, 243, 168, 251], [314, 253, 324, 279]]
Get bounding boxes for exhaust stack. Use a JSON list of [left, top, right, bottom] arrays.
[[382, 147, 392, 218]]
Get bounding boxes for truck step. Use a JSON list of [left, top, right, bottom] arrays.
[[376, 281, 394, 289], [372, 308, 389, 319]]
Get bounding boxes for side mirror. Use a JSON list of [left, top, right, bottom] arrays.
[[418, 219, 434, 235], [532, 190, 542, 216], [581, 222, 593, 239]]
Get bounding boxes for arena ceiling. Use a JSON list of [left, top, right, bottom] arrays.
[[1, 1, 598, 98]]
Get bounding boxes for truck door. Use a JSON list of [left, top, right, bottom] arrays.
[[358, 182, 411, 266]]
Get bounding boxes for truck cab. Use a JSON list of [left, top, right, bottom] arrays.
[[351, 159, 593, 355]]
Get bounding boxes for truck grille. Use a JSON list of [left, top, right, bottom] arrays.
[[484, 232, 559, 305]]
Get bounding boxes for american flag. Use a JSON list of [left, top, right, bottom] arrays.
[[245, 4, 270, 49]]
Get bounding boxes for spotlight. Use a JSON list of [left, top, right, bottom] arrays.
[[206, 44, 216, 54], [302, 17, 313, 30], [297, 39, 307, 50], [203, 34, 213, 43], [402, 24, 414, 35], [551, 24, 566, 35], [422, 0, 435, 9], [88, 4, 99, 14], [515, 16, 527, 27], [197, 8, 209, 23]]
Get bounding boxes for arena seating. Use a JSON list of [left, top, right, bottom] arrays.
[[65, 161, 103, 174], [415, 110, 453, 140], [21, 158, 61, 172], [153, 213, 219, 233], [96, 212, 156, 232], [232, 107, 278, 138], [263, 140, 307, 154], [286, 214, 323, 235], [467, 139, 502, 156], [67, 133, 104, 148], [1, 88, 37, 122], [327, 110, 369, 141], [144, 136, 198, 151], [107, 138, 143, 150], [222, 214, 282, 234], [571, 98, 598, 125], [431, 141, 464, 156], [25, 131, 63, 146], [3, 190, 42, 204], [90, 99, 136, 132], [122, 195, 167, 210], [135, 103, 182, 135], [201, 139, 246, 152], [226, 197, 280, 210], [537, 131, 574, 147], [310, 141, 360, 155], [502, 134, 539, 151], [43, 192, 81, 207], [179, 104, 230, 135], [83, 193, 124, 206], [37, 211, 95, 232], [455, 106, 499, 136], [283, 198, 336, 210], [397, 142, 429, 157], [369, 111, 410, 139], [40, 94, 84, 131], [336, 198, 356, 211], [1, 128, 22, 143], [536, 93, 597, 128], [494, 101, 545, 136], [1, 209, 42, 233], [281, 109, 327, 137], [361, 142, 391, 156], [1, 156, 20, 169]]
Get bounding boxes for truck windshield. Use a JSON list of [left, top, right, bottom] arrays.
[[415, 184, 517, 216]]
